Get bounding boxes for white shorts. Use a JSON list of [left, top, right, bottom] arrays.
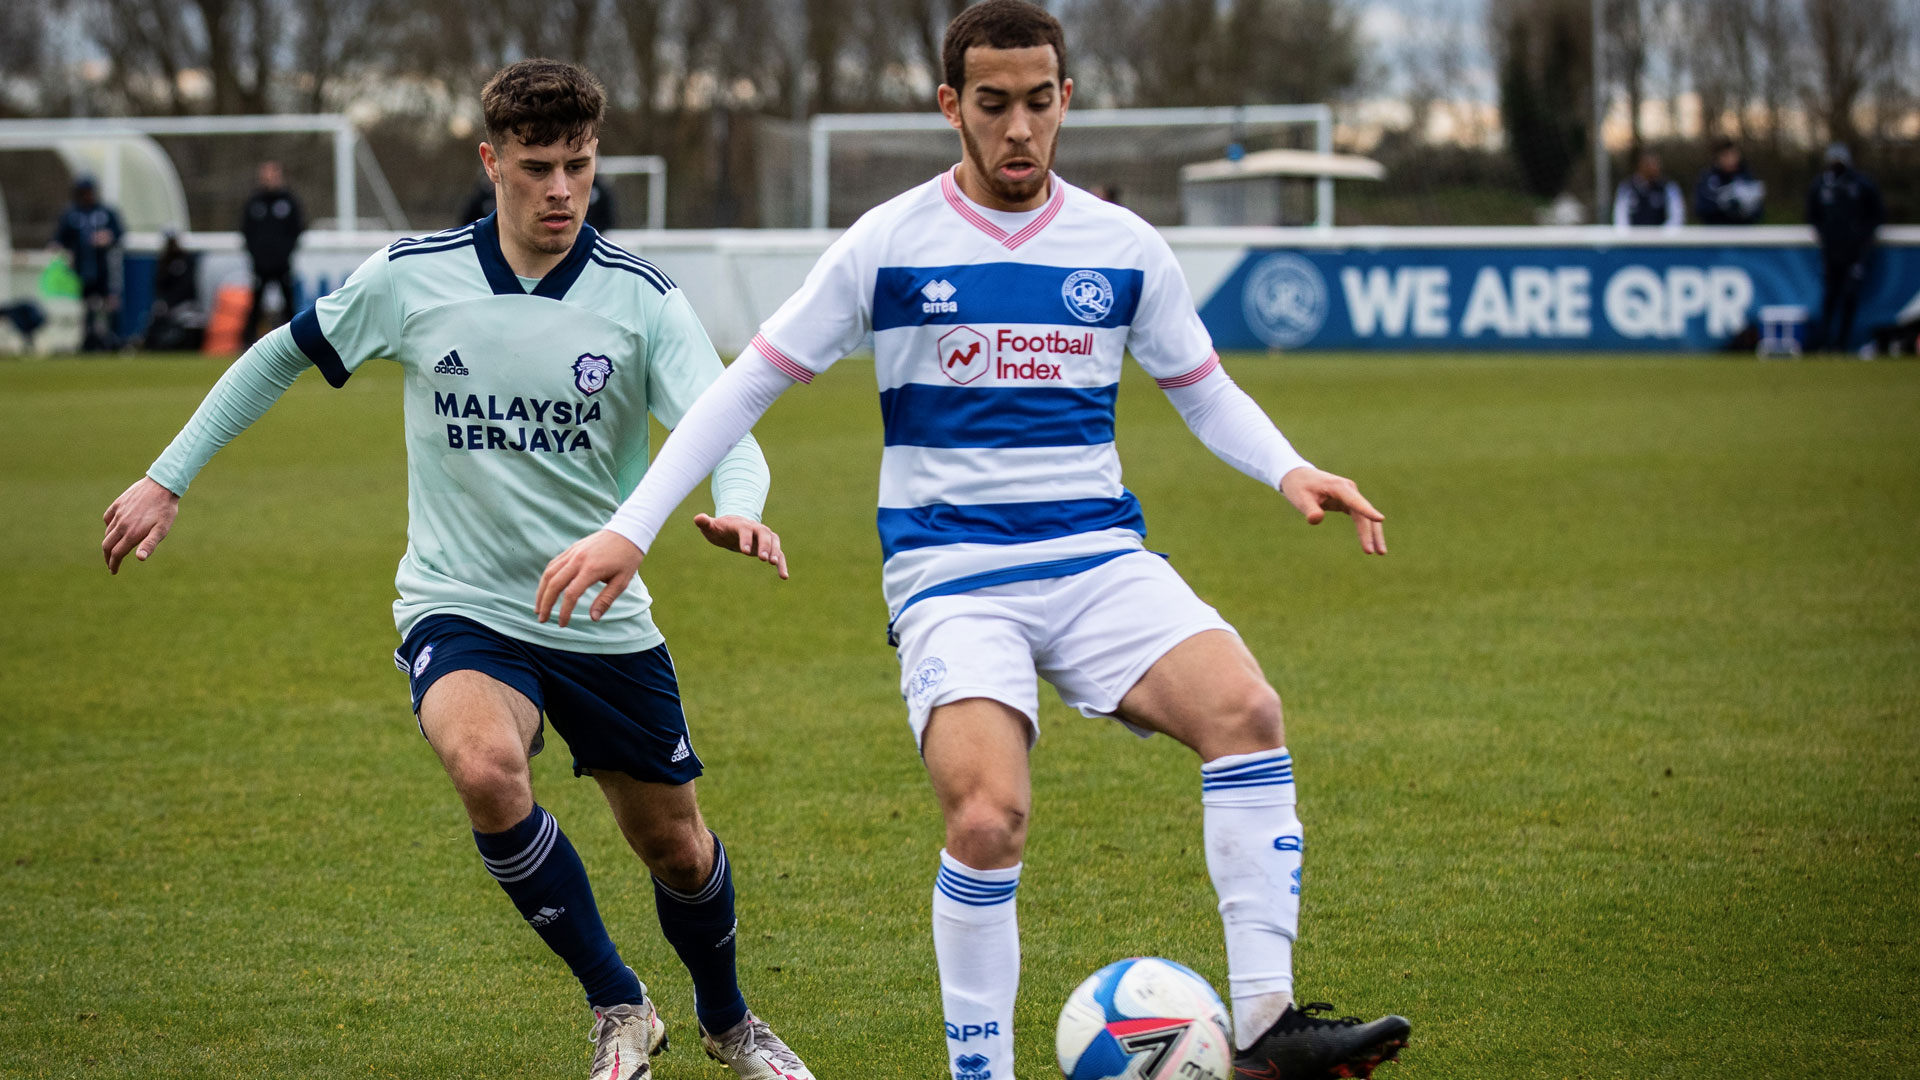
[[893, 551, 1237, 748]]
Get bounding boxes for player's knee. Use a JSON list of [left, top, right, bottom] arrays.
[[1220, 681, 1285, 751], [630, 820, 710, 884], [444, 745, 530, 811], [945, 797, 1028, 866]]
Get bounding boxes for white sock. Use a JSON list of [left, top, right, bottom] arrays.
[[932, 849, 1020, 1080], [1201, 746, 1301, 1050]]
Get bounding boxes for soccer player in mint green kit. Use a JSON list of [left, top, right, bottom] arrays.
[[100, 60, 812, 1080]]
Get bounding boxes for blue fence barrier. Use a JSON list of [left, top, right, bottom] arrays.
[[1200, 243, 1918, 351]]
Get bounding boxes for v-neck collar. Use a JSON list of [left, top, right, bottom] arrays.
[[939, 166, 1067, 251], [473, 213, 598, 300]]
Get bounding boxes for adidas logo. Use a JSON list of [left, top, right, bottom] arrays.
[[670, 736, 691, 763], [529, 905, 566, 927], [921, 279, 958, 314], [433, 349, 470, 376]]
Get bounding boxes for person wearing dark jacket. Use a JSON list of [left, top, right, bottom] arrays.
[[1805, 143, 1884, 352], [50, 175, 125, 351], [240, 161, 305, 345], [1694, 137, 1765, 225], [146, 229, 204, 352], [1614, 151, 1684, 229]]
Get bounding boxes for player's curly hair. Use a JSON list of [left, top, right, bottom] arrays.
[[942, 0, 1066, 92], [481, 59, 606, 149]]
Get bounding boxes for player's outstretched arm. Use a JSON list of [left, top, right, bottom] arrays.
[[1280, 466, 1387, 556], [1158, 358, 1384, 555], [536, 352, 800, 627], [100, 326, 310, 574]]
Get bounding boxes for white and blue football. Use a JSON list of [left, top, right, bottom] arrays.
[[1055, 957, 1232, 1080]]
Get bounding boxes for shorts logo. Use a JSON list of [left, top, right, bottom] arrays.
[[953, 1052, 991, 1080], [1061, 269, 1114, 323], [572, 353, 613, 395], [412, 643, 435, 678], [670, 735, 691, 763], [1241, 253, 1328, 348], [908, 657, 949, 708], [936, 326, 990, 385]]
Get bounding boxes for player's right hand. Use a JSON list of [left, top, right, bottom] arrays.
[[101, 476, 180, 574], [536, 529, 644, 628]]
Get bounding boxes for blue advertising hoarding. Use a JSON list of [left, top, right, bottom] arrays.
[[1200, 242, 1920, 351]]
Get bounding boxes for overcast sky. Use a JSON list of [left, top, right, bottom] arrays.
[[1357, 0, 1497, 102]]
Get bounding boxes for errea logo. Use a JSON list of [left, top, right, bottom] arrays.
[[921, 279, 958, 314]]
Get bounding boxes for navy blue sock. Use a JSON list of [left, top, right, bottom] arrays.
[[474, 806, 645, 1009], [654, 832, 748, 1034]]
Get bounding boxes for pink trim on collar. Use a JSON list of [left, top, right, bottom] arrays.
[[939, 167, 1067, 250]]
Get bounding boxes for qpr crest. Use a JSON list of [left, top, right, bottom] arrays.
[[572, 353, 613, 395], [1061, 269, 1114, 323], [1240, 253, 1328, 348]]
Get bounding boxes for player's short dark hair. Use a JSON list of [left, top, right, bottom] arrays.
[[1710, 135, 1737, 155], [942, 0, 1067, 92], [482, 59, 606, 149]]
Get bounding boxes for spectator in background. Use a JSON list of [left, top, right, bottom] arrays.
[[240, 161, 305, 346], [50, 175, 124, 351], [585, 176, 616, 230], [1694, 137, 1765, 225], [459, 171, 497, 225], [145, 229, 205, 352], [1806, 143, 1884, 353], [1614, 151, 1683, 230]]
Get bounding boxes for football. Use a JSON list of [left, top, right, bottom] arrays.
[[1055, 957, 1233, 1080]]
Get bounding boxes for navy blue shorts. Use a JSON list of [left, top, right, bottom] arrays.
[[394, 614, 702, 786]]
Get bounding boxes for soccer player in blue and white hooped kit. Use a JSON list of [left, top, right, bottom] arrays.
[[100, 61, 812, 1080], [538, 4, 1412, 1078]]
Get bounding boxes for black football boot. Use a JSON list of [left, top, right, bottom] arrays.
[[1230, 1002, 1410, 1079]]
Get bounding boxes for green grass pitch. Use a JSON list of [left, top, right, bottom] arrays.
[[2, 352, 1916, 1078]]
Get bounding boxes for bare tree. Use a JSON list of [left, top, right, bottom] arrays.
[[1801, 0, 1901, 146]]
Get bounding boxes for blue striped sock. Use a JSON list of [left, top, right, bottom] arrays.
[[474, 806, 644, 1009], [933, 850, 1020, 1080], [654, 832, 748, 1035]]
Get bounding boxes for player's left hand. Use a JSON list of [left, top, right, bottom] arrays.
[[535, 529, 644, 628], [1280, 466, 1387, 555], [693, 513, 789, 579]]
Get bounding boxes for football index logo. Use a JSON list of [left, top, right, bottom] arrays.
[[433, 350, 469, 376], [572, 353, 613, 395], [1062, 269, 1114, 323], [922, 278, 959, 314], [936, 327, 990, 385]]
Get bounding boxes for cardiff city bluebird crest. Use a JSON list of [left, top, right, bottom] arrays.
[[1061, 269, 1114, 323], [572, 353, 613, 395]]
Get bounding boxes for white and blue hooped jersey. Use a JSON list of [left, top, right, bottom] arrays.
[[750, 168, 1218, 621], [287, 214, 764, 653]]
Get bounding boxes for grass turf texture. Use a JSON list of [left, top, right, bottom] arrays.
[[2, 352, 1916, 1079]]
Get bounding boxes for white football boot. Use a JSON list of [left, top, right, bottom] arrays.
[[588, 998, 668, 1080], [699, 1011, 815, 1079]]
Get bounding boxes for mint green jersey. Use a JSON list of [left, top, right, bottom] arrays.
[[287, 217, 767, 653]]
